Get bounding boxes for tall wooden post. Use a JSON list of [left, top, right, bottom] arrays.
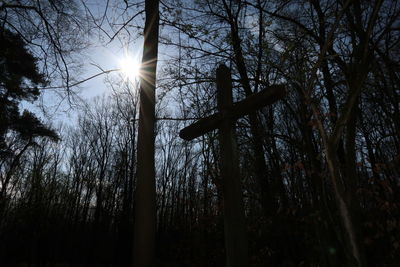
[[132, 0, 159, 266], [179, 64, 285, 267], [216, 65, 248, 267]]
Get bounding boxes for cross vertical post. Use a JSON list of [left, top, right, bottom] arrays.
[[179, 64, 285, 267], [216, 65, 248, 267]]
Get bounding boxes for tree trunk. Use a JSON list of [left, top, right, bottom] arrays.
[[132, 0, 159, 266]]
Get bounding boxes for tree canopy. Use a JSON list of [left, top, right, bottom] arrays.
[[0, 29, 58, 157], [0, 0, 399, 266]]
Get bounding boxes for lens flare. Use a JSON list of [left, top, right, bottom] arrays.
[[119, 56, 141, 81]]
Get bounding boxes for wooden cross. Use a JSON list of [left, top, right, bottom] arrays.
[[179, 64, 286, 267]]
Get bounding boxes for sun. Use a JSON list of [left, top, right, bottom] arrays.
[[119, 56, 141, 81]]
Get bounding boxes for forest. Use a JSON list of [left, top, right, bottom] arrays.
[[0, 0, 399, 266]]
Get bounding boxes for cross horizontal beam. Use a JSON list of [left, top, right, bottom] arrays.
[[179, 85, 286, 140]]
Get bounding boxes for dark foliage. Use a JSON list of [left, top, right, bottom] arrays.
[[0, 29, 58, 156], [1, 0, 400, 266]]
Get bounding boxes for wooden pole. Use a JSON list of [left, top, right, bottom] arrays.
[[179, 65, 285, 266], [132, 0, 159, 266], [216, 65, 248, 267]]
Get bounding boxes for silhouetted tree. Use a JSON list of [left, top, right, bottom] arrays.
[[0, 28, 58, 219]]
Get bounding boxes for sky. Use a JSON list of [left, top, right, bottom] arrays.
[[23, 1, 146, 127], [24, 43, 142, 127]]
